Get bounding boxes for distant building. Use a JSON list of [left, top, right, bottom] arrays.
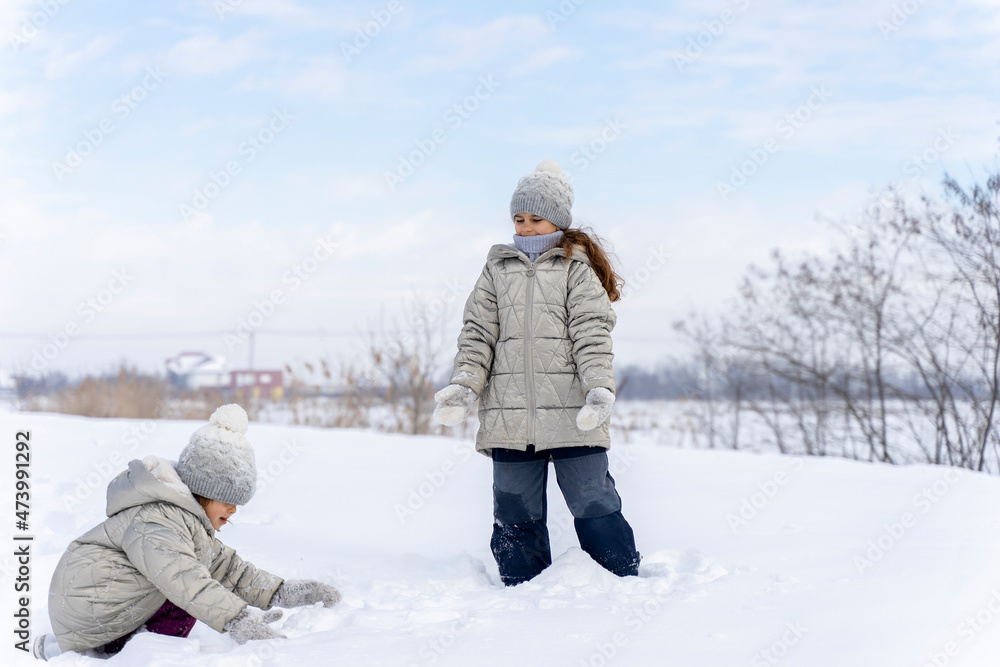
[[231, 369, 284, 401], [165, 352, 230, 390], [0, 368, 16, 398]]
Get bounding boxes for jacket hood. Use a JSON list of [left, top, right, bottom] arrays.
[[489, 243, 593, 266], [106, 455, 214, 533]]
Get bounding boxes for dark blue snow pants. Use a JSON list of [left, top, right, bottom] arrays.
[[490, 445, 640, 586]]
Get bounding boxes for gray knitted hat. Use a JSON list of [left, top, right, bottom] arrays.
[[176, 404, 256, 505], [509, 159, 574, 230]]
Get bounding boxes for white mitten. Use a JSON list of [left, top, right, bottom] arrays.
[[224, 608, 286, 644], [271, 579, 341, 607], [576, 387, 615, 431], [433, 384, 477, 426]]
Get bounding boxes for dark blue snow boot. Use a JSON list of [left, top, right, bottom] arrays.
[[491, 520, 551, 586], [575, 512, 641, 577]]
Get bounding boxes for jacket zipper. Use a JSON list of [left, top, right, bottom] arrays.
[[524, 262, 536, 445]]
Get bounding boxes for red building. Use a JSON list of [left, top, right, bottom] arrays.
[[230, 369, 284, 401]]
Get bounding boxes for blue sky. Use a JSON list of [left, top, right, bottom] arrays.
[[0, 0, 998, 377]]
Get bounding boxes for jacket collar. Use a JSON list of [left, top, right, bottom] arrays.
[[488, 243, 592, 266]]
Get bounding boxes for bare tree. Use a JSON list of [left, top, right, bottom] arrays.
[[910, 173, 1000, 471], [360, 292, 453, 435], [673, 313, 748, 450], [276, 291, 462, 436], [679, 168, 1000, 473]]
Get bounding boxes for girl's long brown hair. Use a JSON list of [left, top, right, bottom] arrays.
[[558, 228, 624, 302]]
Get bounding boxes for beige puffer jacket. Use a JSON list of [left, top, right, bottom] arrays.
[[48, 456, 282, 653], [449, 243, 616, 454]]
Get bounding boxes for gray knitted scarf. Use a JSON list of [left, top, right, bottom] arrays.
[[513, 230, 564, 262]]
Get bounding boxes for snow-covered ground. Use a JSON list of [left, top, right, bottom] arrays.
[[4, 407, 1000, 666]]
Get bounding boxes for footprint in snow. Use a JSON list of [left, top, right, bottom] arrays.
[[639, 549, 729, 586]]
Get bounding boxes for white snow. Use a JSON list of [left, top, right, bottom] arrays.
[[4, 409, 1000, 666]]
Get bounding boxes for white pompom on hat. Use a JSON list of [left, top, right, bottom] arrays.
[[509, 159, 575, 230], [176, 404, 257, 506]]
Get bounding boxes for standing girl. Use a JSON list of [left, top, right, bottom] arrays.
[[433, 160, 640, 586]]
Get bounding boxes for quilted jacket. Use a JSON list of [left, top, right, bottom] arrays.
[[449, 243, 616, 454], [48, 456, 282, 653]]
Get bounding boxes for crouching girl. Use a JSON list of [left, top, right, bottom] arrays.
[[34, 404, 339, 660]]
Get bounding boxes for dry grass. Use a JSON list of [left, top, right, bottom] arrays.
[[21, 363, 476, 440], [20, 366, 224, 420]]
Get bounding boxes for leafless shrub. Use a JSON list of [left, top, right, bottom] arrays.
[[678, 167, 1000, 472], [281, 292, 461, 436]]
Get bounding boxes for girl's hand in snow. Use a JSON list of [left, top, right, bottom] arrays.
[[224, 608, 286, 644], [271, 580, 342, 608], [433, 384, 477, 426], [576, 387, 615, 431]]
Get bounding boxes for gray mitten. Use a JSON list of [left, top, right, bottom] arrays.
[[576, 387, 615, 431], [224, 608, 286, 644], [433, 384, 477, 426], [271, 579, 341, 607]]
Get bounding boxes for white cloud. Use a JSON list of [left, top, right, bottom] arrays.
[[0, 0, 36, 39], [218, 0, 354, 28], [589, 9, 698, 35], [79, 227, 171, 262], [281, 54, 347, 100], [329, 211, 430, 259], [408, 15, 551, 73], [510, 45, 583, 76], [166, 30, 269, 75], [621, 79, 996, 168], [178, 118, 215, 137], [278, 168, 392, 205], [0, 197, 66, 243], [167, 211, 217, 245], [44, 35, 116, 78], [321, 173, 387, 203], [225, 0, 316, 22], [504, 119, 630, 150], [600, 2, 987, 93], [758, 95, 996, 163], [0, 85, 49, 130]]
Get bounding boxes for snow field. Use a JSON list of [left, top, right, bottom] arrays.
[[2, 408, 1000, 666]]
